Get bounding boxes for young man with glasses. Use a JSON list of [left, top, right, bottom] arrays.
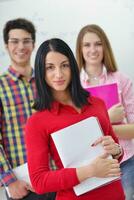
[[0, 18, 56, 200]]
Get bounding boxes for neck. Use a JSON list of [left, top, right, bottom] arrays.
[[85, 64, 103, 86], [53, 90, 81, 113], [11, 62, 32, 78], [53, 90, 71, 104], [85, 64, 103, 78]]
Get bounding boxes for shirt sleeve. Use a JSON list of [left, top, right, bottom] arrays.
[[119, 73, 134, 123], [0, 100, 17, 187], [98, 99, 123, 162], [25, 116, 79, 194]]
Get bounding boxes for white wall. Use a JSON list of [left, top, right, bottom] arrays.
[[0, 0, 134, 84]]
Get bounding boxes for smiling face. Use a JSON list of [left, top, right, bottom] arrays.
[[45, 51, 71, 95], [82, 32, 104, 68], [5, 29, 34, 68]]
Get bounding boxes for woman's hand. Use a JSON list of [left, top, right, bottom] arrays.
[[76, 136, 122, 182], [108, 103, 125, 123], [76, 152, 121, 182], [92, 136, 122, 158], [89, 153, 121, 178]]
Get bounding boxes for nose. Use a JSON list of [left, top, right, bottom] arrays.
[[90, 45, 96, 53], [17, 41, 25, 49], [55, 68, 63, 78]]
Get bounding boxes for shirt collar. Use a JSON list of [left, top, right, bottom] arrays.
[[50, 101, 60, 115], [50, 97, 92, 115], [80, 65, 108, 86], [8, 66, 34, 82]]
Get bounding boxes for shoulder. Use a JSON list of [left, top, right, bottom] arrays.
[[26, 109, 53, 131], [27, 110, 48, 124], [0, 70, 12, 88], [108, 71, 133, 91], [0, 72, 10, 94], [0, 71, 9, 81], [109, 71, 132, 83], [88, 96, 106, 108]]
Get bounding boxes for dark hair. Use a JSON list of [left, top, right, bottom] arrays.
[[34, 38, 89, 110], [3, 18, 36, 44]]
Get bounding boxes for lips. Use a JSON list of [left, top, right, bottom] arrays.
[[15, 52, 27, 58], [54, 80, 65, 85]]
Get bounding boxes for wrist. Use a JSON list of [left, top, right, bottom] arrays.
[[112, 143, 123, 159], [76, 164, 94, 182]]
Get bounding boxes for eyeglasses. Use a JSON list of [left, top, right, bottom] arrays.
[[8, 38, 34, 47]]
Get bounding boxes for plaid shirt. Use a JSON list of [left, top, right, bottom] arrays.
[[0, 66, 36, 186]]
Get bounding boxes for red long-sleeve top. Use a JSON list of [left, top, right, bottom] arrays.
[[25, 96, 125, 200]]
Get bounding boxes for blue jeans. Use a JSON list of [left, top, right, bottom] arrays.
[[121, 155, 134, 200]]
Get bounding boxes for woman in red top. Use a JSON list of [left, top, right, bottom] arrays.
[[25, 38, 125, 200]]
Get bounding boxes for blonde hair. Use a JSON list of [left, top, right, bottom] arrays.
[[76, 24, 118, 72]]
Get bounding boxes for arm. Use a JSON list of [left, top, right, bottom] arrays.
[[26, 122, 120, 194], [77, 100, 123, 183], [76, 152, 121, 183], [108, 104, 134, 138], [25, 117, 79, 194], [110, 75, 134, 139], [0, 100, 32, 199], [97, 98, 124, 161], [7, 180, 34, 199], [0, 100, 17, 186], [112, 123, 134, 139], [108, 103, 125, 124], [25, 105, 122, 194]]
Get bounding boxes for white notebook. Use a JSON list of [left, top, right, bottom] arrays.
[[52, 117, 119, 196]]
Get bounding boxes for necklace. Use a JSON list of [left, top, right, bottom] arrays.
[[87, 75, 100, 82], [87, 75, 100, 85], [88, 76, 98, 80]]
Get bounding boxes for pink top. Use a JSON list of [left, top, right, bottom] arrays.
[[80, 67, 134, 162]]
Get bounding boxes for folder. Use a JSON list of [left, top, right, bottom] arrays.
[[52, 117, 119, 196], [85, 83, 119, 109]]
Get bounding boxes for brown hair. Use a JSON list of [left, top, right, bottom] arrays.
[[76, 24, 118, 72], [3, 18, 36, 44]]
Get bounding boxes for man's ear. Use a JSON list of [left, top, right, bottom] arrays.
[[5, 43, 8, 51]]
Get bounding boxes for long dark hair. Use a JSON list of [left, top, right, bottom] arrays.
[[34, 38, 89, 110]]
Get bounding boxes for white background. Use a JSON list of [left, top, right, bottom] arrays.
[[0, 0, 134, 84], [0, 1, 134, 199]]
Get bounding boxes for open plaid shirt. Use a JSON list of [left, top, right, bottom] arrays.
[[0, 66, 36, 186]]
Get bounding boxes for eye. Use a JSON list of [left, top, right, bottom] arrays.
[[45, 65, 54, 71], [62, 63, 70, 68], [23, 39, 33, 45], [83, 43, 90, 47], [12, 40, 18, 44], [9, 39, 19, 44], [95, 42, 102, 46]]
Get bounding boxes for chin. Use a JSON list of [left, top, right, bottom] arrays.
[[54, 86, 67, 91]]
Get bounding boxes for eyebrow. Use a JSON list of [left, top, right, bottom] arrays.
[[46, 60, 69, 65], [83, 40, 102, 43], [9, 37, 32, 40], [61, 60, 69, 64]]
